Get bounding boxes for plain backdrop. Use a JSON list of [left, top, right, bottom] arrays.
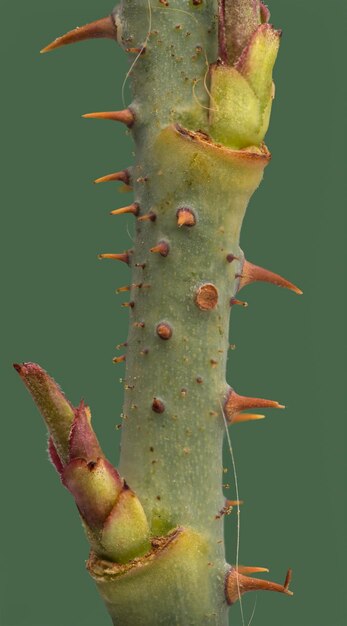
[[1, 1, 346, 625]]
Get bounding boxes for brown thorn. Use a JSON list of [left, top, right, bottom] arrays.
[[133, 321, 145, 328], [135, 262, 146, 269], [238, 260, 303, 295], [150, 241, 170, 257], [113, 355, 126, 364], [40, 15, 116, 54], [226, 567, 293, 605], [126, 46, 146, 54], [94, 170, 130, 185], [138, 211, 156, 223], [122, 301, 135, 308], [176, 207, 196, 227], [82, 109, 135, 128], [110, 202, 139, 217], [115, 342, 128, 350], [98, 252, 130, 265], [230, 297, 248, 308], [116, 285, 131, 293], [140, 348, 149, 356], [224, 388, 284, 424]]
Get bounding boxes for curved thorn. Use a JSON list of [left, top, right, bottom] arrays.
[[226, 567, 293, 605], [110, 202, 139, 217], [113, 355, 126, 364], [82, 109, 134, 128], [41, 15, 116, 54], [98, 252, 130, 265], [230, 297, 248, 307], [94, 170, 130, 185], [237, 260, 303, 295]]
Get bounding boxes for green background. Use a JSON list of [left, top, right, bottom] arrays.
[[1, 1, 346, 624]]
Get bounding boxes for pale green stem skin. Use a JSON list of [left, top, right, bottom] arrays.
[[88, 1, 269, 623]]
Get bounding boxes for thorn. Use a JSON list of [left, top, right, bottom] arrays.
[[98, 252, 130, 265], [94, 170, 130, 185], [140, 348, 149, 356], [226, 567, 293, 605], [195, 283, 219, 311], [122, 301, 135, 308], [236, 566, 269, 575], [237, 260, 302, 295], [156, 322, 173, 340], [135, 262, 146, 269], [126, 46, 146, 54], [215, 499, 243, 520], [116, 283, 145, 294], [231, 413, 266, 425], [40, 15, 116, 54], [152, 397, 165, 414], [176, 207, 196, 227], [133, 321, 145, 328], [113, 355, 126, 364], [115, 342, 128, 350], [110, 202, 139, 216], [150, 241, 170, 257], [224, 388, 284, 424], [138, 211, 157, 222], [230, 297, 248, 307], [82, 109, 135, 128]]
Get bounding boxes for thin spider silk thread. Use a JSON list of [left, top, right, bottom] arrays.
[[121, 2, 218, 114], [220, 400, 245, 626]]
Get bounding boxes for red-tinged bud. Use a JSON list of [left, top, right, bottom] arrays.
[[48, 437, 64, 476], [14, 362, 75, 463], [100, 486, 150, 563], [68, 401, 103, 463], [219, 0, 261, 65], [62, 457, 123, 529]]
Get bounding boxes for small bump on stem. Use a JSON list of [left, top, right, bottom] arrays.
[[176, 207, 196, 227], [152, 398, 165, 413], [195, 283, 219, 310], [226, 253, 239, 263], [156, 322, 173, 340]]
